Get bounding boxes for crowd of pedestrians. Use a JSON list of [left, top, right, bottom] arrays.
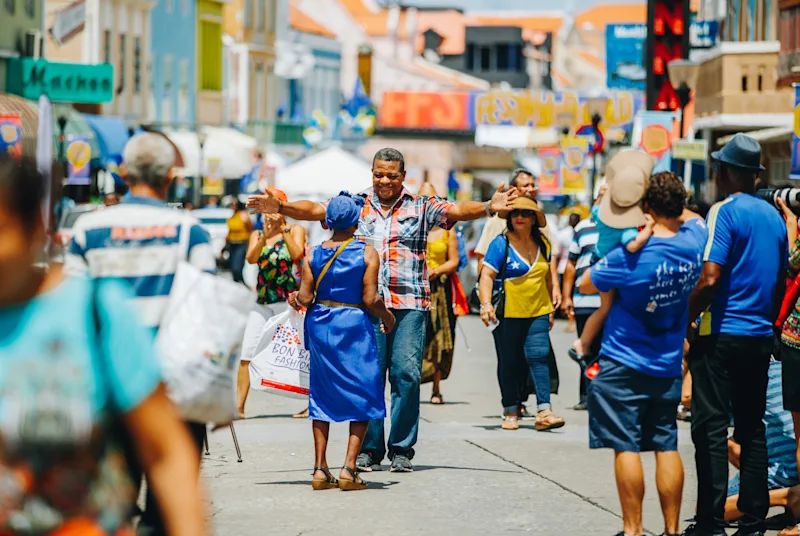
[[2, 127, 800, 536]]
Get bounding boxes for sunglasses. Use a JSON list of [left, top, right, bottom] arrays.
[[510, 209, 536, 218]]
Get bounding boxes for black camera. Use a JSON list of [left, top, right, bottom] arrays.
[[756, 188, 800, 214]]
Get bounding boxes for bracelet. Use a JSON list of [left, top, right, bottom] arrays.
[[485, 201, 493, 218], [282, 227, 291, 234], [479, 302, 492, 310]]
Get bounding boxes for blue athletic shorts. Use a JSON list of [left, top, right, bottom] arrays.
[[588, 357, 682, 452]]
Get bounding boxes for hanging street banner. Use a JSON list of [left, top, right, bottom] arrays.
[[202, 157, 224, 196], [791, 85, 800, 180], [0, 113, 22, 159], [633, 111, 674, 174], [538, 147, 561, 195], [378, 89, 644, 143], [559, 137, 589, 195], [66, 134, 91, 185]]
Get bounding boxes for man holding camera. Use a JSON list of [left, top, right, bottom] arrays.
[[685, 134, 788, 536]]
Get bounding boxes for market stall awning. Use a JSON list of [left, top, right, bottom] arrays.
[[718, 126, 793, 146], [167, 127, 258, 178], [276, 146, 371, 201], [82, 114, 130, 161]]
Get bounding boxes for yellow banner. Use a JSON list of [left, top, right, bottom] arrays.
[[202, 157, 224, 196], [559, 137, 589, 195]]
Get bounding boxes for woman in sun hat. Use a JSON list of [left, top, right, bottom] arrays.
[[477, 196, 564, 431]]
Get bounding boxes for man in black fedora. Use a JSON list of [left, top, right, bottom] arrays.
[[684, 133, 788, 536]]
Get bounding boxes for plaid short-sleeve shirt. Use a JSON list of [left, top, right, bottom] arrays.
[[324, 188, 455, 310]]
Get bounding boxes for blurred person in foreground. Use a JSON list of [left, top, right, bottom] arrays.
[[685, 134, 787, 536], [289, 192, 395, 491], [580, 172, 707, 536], [417, 182, 461, 405], [0, 155, 206, 534], [238, 188, 306, 418], [247, 147, 516, 473], [225, 196, 253, 284], [65, 132, 217, 535]]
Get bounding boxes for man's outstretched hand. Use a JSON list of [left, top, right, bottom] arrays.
[[489, 183, 519, 214], [246, 191, 281, 214]]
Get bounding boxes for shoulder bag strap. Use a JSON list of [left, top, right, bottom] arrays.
[[315, 238, 354, 293], [498, 233, 510, 281]]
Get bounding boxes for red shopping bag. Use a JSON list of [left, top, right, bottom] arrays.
[[450, 273, 470, 317]]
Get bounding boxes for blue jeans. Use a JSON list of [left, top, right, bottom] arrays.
[[362, 309, 426, 462], [492, 314, 552, 414], [228, 241, 247, 283]]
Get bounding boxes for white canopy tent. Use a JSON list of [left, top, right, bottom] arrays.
[[275, 146, 372, 202], [167, 126, 258, 179]]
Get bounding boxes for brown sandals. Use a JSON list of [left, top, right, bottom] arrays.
[[338, 466, 368, 491], [311, 467, 338, 490], [534, 410, 565, 431]]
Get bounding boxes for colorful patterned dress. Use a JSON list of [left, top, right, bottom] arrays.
[[256, 239, 301, 305], [781, 237, 800, 349]]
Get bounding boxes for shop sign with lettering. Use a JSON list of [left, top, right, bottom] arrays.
[[6, 58, 114, 104]]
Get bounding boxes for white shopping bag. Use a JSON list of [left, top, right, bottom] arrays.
[[249, 308, 310, 399], [156, 262, 253, 423]]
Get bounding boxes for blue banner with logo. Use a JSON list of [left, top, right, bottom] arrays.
[[606, 24, 646, 91], [66, 134, 92, 185], [791, 86, 800, 180]]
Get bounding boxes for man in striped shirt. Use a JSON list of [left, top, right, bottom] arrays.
[[561, 215, 600, 410], [64, 132, 215, 536]]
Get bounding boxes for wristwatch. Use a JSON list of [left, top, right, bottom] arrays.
[[282, 226, 291, 234], [485, 200, 493, 218]]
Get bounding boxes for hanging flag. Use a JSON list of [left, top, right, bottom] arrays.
[[240, 162, 262, 194], [559, 137, 589, 195], [633, 110, 674, 173], [0, 113, 22, 159], [66, 134, 92, 185], [344, 76, 371, 118], [538, 147, 561, 195], [791, 85, 800, 180]]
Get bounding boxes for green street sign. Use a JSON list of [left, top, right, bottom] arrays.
[[6, 58, 114, 104]]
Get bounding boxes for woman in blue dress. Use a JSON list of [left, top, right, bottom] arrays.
[[289, 192, 395, 491]]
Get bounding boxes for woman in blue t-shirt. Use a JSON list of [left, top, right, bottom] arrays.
[[0, 156, 206, 534], [578, 171, 707, 536]]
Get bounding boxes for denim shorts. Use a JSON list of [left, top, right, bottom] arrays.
[[588, 357, 681, 452]]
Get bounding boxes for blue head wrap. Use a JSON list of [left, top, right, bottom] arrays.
[[325, 191, 364, 230]]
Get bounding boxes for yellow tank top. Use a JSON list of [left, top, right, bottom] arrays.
[[503, 242, 554, 319], [227, 212, 251, 242], [426, 231, 449, 270]]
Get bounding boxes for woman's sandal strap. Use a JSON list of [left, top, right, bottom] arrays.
[[312, 467, 337, 482], [341, 466, 362, 483]]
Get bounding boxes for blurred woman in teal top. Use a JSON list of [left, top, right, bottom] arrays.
[[0, 155, 206, 534]]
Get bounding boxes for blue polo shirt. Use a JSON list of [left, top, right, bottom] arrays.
[[702, 194, 787, 337], [591, 219, 707, 377]]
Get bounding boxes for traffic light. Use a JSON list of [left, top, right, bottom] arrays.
[[646, 0, 691, 110]]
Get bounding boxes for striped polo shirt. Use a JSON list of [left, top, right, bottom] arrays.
[[568, 217, 601, 315], [64, 196, 217, 329]]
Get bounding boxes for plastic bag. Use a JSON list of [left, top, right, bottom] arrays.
[[249, 309, 310, 399], [156, 261, 253, 423]]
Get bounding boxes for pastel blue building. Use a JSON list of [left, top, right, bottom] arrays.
[[150, 0, 197, 127]]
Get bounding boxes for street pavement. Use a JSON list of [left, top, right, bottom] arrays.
[[203, 317, 700, 536]]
